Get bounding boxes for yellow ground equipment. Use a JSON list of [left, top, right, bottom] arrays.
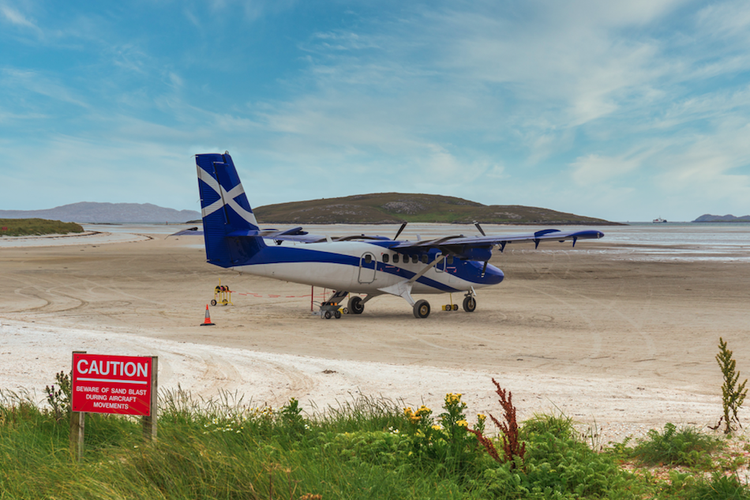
[[441, 294, 459, 311], [211, 280, 233, 306]]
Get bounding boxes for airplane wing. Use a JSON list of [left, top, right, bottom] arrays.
[[169, 227, 203, 237], [172, 225, 603, 251], [169, 226, 323, 243], [388, 228, 604, 253]]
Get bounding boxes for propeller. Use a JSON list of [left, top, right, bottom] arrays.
[[394, 222, 407, 240]]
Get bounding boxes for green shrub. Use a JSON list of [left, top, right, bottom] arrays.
[[690, 472, 750, 499], [480, 414, 643, 499], [519, 412, 576, 441], [631, 423, 722, 468], [715, 337, 748, 435]]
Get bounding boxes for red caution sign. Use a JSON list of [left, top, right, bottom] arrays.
[[71, 354, 153, 416]]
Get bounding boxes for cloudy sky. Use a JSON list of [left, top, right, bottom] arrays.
[[1, 0, 749, 221]]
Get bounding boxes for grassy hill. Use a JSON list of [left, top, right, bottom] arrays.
[[0, 218, 84, 237], [254, 192, 615, 225]]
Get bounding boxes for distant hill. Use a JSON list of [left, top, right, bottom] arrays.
[[693, 214, 750, 223], [0, 202, 200, 224], [254, 193, 615, 225]]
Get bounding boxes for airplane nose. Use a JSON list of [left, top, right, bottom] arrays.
[[486, 264, 504, 284]]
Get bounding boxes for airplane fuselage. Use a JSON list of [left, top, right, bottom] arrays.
[[230, 239, 504, 295]]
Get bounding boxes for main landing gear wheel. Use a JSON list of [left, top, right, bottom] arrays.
[[413, 299, 431, 319], [462, 296, 477, 313], [348, 296, 365, 315]]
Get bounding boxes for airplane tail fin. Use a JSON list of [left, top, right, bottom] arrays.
[[195, 152, 266, 267]]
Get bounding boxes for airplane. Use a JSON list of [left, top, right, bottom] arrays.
[[189, 152, 604, 319]]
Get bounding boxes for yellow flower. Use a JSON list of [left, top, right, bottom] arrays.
[[457, 420, 468, 427], [477, 414, 487, 422], [431, 424, 442, 431], [445, 393, 463, 406]]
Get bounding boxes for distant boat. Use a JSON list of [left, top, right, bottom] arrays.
[[652, 217, 667, 223]]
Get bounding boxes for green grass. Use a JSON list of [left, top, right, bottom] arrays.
[[629, 423, 724, 468], [1, 387, 748, 499], [0, 218, 84, 237]]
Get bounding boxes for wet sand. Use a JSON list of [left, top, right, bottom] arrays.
[[1, 228, 749, 441]]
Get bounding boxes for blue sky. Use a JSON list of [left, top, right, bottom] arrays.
[[1, 0, 749, 222]]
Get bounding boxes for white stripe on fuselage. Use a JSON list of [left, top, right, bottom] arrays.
[[229, 240, 490, 294]]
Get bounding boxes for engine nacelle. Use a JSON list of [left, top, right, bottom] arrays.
[[453, 246, 493, 262]]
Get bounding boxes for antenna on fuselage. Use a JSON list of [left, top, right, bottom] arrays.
[[473, 221, 486, 236]]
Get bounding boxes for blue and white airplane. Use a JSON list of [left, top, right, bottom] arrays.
[[193, 152, 604, 319]]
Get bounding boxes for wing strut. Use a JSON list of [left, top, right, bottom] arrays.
[[378, 254, 447, 306]]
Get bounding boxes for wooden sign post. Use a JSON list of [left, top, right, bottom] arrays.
[[70, 352, 158, 461], [70, 351, 86, 461]]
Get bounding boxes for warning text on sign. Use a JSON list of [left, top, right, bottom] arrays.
[[71, 354, 153, 416]]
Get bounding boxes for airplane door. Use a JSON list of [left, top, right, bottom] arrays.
[[358, 252, 377, 284], [444, 254, 456, 284]]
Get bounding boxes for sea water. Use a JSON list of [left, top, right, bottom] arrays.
[[269, 222, 750, 263]]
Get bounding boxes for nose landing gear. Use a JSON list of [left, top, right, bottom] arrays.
[[462, 293, 477, 313]]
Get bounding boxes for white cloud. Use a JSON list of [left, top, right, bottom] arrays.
[[2, 0, 750, 221], [570, 154, 642, 186], [1, 4, 40, 32], [1, 68, 89, 108]]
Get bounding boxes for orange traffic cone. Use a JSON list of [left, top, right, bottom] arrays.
[[200, 304, 215, 326]]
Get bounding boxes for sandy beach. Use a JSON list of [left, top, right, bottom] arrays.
[[1, 224, 749, 443]]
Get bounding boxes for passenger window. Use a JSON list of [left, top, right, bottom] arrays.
[[412, 255, 418, 264], [383, 254, 389, 263], [364, 254, 372, 264], [420, 254, 428, 264], [447, 255, 454, 264], [393, 254, 399, 263]]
